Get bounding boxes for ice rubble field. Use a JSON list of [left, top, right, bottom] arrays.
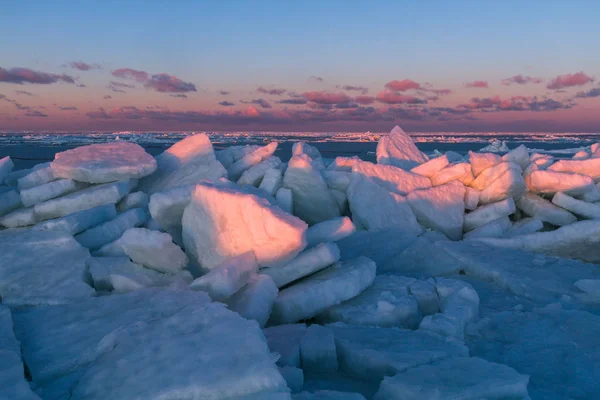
[[1, 127, 600, 400]]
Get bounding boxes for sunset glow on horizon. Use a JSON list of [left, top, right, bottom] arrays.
[[2, 0, 600, 133]]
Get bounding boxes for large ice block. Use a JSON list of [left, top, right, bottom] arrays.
[[228, 142, 278, 181], [116, 227, 188, 273], [548, 157, 600, 181], [20, 178, 87, 207], [0, 156, 14, 184], [353, 160, 431, 196], [376, 125, 428, 170], [238, 156, 283, 186], [17, 163, 56, 190], [34, 204, 117, 235], [431, 162, 474, 186], [479, 168, 526, 204], [260, 168, 284, 196], [468, 151, 501, 177], [470, 162, 521, 191], [410, 154, 449, 178], [0, 206, 36, 228], [116, 191, 149, 212], [227, 274, 279, 328], [0, 189, 22, 217], [74, 208, 147, 250], [300, 324, 338, 372], [306, 217, 356, 247], [516, 192, 577, 226], [552, 192, 600, 219], [463, 198, 516, 231], [525, 169, 595, 196]]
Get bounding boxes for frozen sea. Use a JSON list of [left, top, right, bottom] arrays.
[[1, 131, 599, 169]]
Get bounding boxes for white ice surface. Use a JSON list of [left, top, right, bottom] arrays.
[[264, 324, 308, 368], [228, 142, 278, 181], [262, 243, 341, 288], [34, 200, 116, 235], [479, 168, 526, 204], [12, 288, 288, 400], [137, 133, 227, 194], [317, 275, 421, 329], [20, 179, 87, 207], [116, 191, 148, 212], [51, 142, 156, 183], [116, 227, 188, 273], [516, 192, 577, 226], [270, 257, 376, 324], [407, 181, 465, 240], [74, 208, 147, 250], [326, 156, 360, 171], [227, 274, 278, 328], [502, 144, 530, 169], [34, 179, 134, 221], [470, 162, 521, 191], [506, 217, 543, 237], [464, 187, 480, 210], [463, 198, 516, 231], [376, 125, 428, 170], [0, 230, 94, 307], [548, 157, 600, 181], [300, 324, 338, 373], [217, 144, 260, 169], [464, 216, 512, 240], [525, 169, 595, 196], [0, 206, 36, 228], [322, 170, 351, 192], [283, 154, 341, 225], [552, 191, 600, 219], [0, 156, 14, 184], [238, 156, 283, 186], [468, 151, 501, 177], [0, 189, 22, 217], [306, 217, 355, 248], [260, 167, 284, 196], [373, 357, 529, 400], [353, 160, 431, 196], [17, 163, 56, 190], [431, 162, 474, 186], [190, 252, 258, 301], [410, 154, 449, 178], [182, 182, 307, 272], [276, 187, 294, 214]]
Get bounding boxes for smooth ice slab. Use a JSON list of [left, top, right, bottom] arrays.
[[89, 256, 192, 293], [34, 204, 117, 235], [376, 125, 428, 170], [506, 217, 543, 237], [407, 181, 465, 240], [51, 142, 156, 184], [516, 192, 577, 226], [464, 187, 479, 210], [463, 198, 516, 231], [12, 288, 288, 400], [468, 151, 501, 177], [479, 168, 526, 204], [306, 217, 356, 248], [502, 144, 530, 169], [347, 174, 423, 235], [276, 187, 293, 214], [260, 168, 284, 196], [525, 169, 595, 196], [217, 144, 260, 168], [190, 252, 258, 301], [270, 257, 376, 324], [183, 182, 307, 272], [228, 142, 278, 181], [74, 208, 147, 250], [0, 230, 94, 307], [0, 307, 42, 400], [0, 156, 14, 184], [262, 243, 341, 288], [552, 192, 600, 219], [34, 179, 134, 221], [264, 324, 308, 368], [410, 154, 449, 178], [283, 154, 341, 225], [148, 184, 195, 242], [0, 189, 22, 217], [317, 275, 421, 329], [17, 163, 56, 190], [20, 179, 86, 207], [353, 160, 431, 196], [431, 162, 474, 186], [0, 206, 36, 228], [464, 216, 511, 240], [330, 324, 468, 381], [115, 227, 188, 273], [327, 156, 360, 171], [227, 274, 278, 328], [373, 357, 529, 400], [323, 170, 351, 192], [470, 162, 521, 191], [137, 133, 227, 194], [116, 191, 149, 212], [238, 156, 283, 186], [548, 157, 600, 180], [300, 324, 338, 372]]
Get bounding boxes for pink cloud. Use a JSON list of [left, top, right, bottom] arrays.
[[376, 91, 427, 104], [501, 75, 543, 85], [384, 79, 421, 92], [144, 73, 197, 93], [354, 95, 375, 105], [302, 91, 351, 104], [242, 106, 260, 117], [257, 86, 286, 95], [111, 68, 149, 83], [547, 72, 593, 90], [464, 80, 489, 88], [0, 67, 75, 85]]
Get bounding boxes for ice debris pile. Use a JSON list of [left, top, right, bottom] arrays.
[[1, 127, 600, 399]]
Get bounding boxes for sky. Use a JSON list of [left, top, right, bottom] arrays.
[[1, 0, 600, 133]]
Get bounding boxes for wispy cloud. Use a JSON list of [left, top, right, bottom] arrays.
[[86, 108, 111, 119], [303, 91, 351, 104], [68, 61, 101, 71], [15, 90, 34, 96], [241, 98, 272, 108], [257, 86, 286, 95], [309, 76, 324, 82], [575, 87, 600, 98], [219, 101, 235, 106], [547, 72, 593, 90], [58, 106, 77, 111], [218, 90, 230, 95], [501, 74, 543, 85], [144, 73, 197, 93], [340, 85, 368, 95], [111, 68, 149, 83], [24, 110, 47, 117], [376, 91, 427, 104], [277, 98, 307, 105], [464, 80, 489, 88], [0, 66, 76, 85], [385, 79, 421, 92]]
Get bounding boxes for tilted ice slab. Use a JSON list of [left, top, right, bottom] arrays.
[[270, 257, 376, 324], [33, 204, 117, 235], [0, 189, 22, 217], [190, 252, 258, 301], [473, 220, 600, 263], [407, 181, 465, 240], [89, 256, 192, 293], [0, 306, 42, 400], [376, 125, 428, 170], [300, 324, 338, 373], [463, 198, 516, 231], [468, 151, 501, 177], [138, 133, 227, 194], [228, 142, 278, 181], [0, 230, 94, 307], [479, 168, 526, 204], [347, 173, 423, 235], [238, 156, 283, 186], [293, 141, 325, 169], [506, 217, 543, 237], [408, 279, 440, 316], [262, 243, 341, 288], [283, 154, 341, 225], [438, 240, 600, 303], [410, 154, 449, 178], [20, 178, 87, 207], [464, 187, 479, 210], [353, 160, 431, 196], [259, 167, 284, 196], [470, 162, 521, 191], [329, 324, 468, 381], [0, 206, 36, 228], [469, 305, 600, 399], [463, 216, 512, 240], [502, 144, 530, 169], [548, 157, 600, 181], [306, 217, 355, 248], [12, 288, 288, 400], [431, 162, 474, 186], [17, 163, 56, 190], [525, 169, 595, 196], [183, 182, 307, 272], [264, 324, 308, 368], [276, 187, 293, 214], [0, 156, 14, 184], [373, 357, 529, 400], [516, 193, 577, 226], [326, 156, 360, 171], [552, 192, 600, 219], [227, 274, 278, 328], [322, 170, 351, 192], [317, 275, 421, 329], [34, 179, 134, 221], [51, 142, 156, 184], [74, 208, 147, 250], [116, 191, 148, 212], [148, 184, 196, 242], [216, 144, 260, 169]]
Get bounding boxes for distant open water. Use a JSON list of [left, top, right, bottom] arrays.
[[1, 132, 599, 170]]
